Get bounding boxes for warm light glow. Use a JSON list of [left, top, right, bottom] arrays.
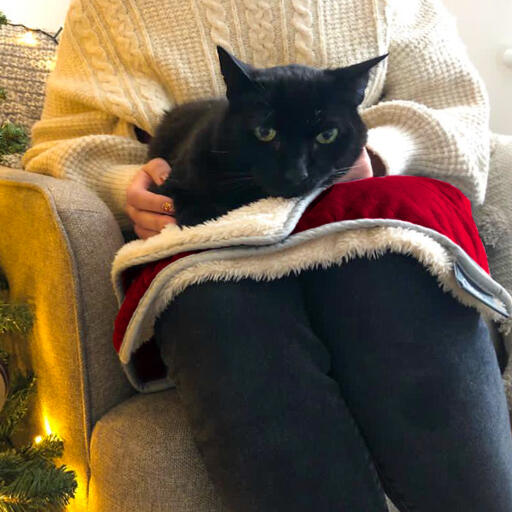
[[44, 416, 52, 436], [44, 56, 57, 71], [17, 31, 38, 46], [34, 435, 43, 444]]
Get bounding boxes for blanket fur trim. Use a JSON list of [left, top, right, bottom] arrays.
[[111, 187, 323, 301], [111, 177, 512, 393], [118, 221, 510, 364]]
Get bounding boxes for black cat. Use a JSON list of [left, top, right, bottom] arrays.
[[148, 46, 387, 227]]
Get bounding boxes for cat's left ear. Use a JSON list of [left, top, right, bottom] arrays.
[[217, 46, 257, 101], [326, 54, 389, 105]]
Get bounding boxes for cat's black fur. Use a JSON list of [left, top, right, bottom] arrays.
[[148, 46, 387, 227]]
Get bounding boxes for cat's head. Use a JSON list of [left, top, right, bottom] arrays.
[[216, 46, 388, 198]]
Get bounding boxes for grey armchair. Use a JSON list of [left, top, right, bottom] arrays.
[[0, 133, 511, 511]]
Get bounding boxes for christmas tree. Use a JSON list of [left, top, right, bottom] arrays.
[[0, 11, 78, 511], [0, 271, 77, 511]]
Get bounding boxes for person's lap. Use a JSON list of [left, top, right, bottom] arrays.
[[154, 251, 512, 511], [299, 253, 512, 510], [155, 266, 389, 511]]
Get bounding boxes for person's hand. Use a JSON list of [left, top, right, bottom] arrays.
[[125, 158, 177, 239], [334, 147, 374, 183]]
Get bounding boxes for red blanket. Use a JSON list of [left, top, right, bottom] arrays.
[[111, 176, 509, 392]]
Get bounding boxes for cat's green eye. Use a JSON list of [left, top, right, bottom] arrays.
[[316, 128, 339, 144], [254, 126, 277, 142]]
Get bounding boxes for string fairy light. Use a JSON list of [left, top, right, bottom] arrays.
[[44, 416, 52, 435], [17, 30, 38, 46], [32, 416, 54, 445], [5, 21, 61, 70], [7, 22, 62, 45]]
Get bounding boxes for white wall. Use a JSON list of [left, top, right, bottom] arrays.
[[2, 0, 511, 133], [444, 0, 512, 134], [0, 0, 71, 33]]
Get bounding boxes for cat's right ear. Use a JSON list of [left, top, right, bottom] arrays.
[[326, 54, 389, 106], [217, 46, 256, 101]]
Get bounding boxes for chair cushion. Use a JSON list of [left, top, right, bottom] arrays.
[[89, 389, 400, 512], [89, 389, 227, 512]]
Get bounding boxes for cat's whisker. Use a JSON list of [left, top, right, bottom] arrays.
[[220, 174, 254, 181], [333, 162, 368, 173]]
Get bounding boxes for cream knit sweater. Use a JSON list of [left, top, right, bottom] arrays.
[[22, 0, 490, 231]]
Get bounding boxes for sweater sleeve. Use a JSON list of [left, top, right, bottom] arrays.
[[361, 0, 491, 206], [21, 0, 156, 231]]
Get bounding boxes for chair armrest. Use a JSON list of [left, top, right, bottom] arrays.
[[473, 134, 512, 405], [0, 166, 135, 509], [479, 134, 512, 290]]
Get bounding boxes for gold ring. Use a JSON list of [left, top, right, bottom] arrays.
[[162, 201, 173, 213]]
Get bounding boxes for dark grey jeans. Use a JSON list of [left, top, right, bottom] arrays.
[[154, 252, 512, 511]]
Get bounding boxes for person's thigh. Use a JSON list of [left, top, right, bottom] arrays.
[[300, 252, 512, 512], [154, 276, 389, 512]]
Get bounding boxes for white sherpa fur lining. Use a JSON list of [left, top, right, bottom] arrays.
[[111, 188, 322, 301], [111, 188, 512, 393], [118, 222, 511, 363]]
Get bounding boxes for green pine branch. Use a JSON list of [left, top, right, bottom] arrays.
[[19, 435, 63, 462], [0, 12, 7, 27], [0, 373, 78, 511], [0, 373, 36, 442], [0, 107, 77, 503], [0, 445, 78, 511], [0, 300, 33, 336], [0, 454, 77, 512], [0, 450, 31, 479], [0, 123, 29, 164]]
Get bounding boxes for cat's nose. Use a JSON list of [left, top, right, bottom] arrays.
[[284, 166, 308, 185]]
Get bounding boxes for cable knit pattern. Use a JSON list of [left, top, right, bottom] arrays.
[[22, 0, 491, 233], [361, 0, 388, 106], [314, 0, 327, 67], [201, 0, 233, 53], [67, 0, 137, 124], [243, 0, 276, 67], [363, 0, 490, 205], [90, 0, 170, 130], [291, 0, 315, 65]]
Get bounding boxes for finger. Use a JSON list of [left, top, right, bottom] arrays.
[[353, 148, 369, 166], [132, 167, 153, 188], [335, 150, 373, 183], [342, 161, 373, 181], [141, 158, 172, 186], [127, 182, 175, 215], [134, 224, 160, 240], [126, 203, 176, 232], [126, 204, 177, 232], [128, 165, 169, 192]]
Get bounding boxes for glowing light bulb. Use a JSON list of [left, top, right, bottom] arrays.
[[34, 435, 43, 444], [18, 31, 38, 46], [44, 417, 52, 435]]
